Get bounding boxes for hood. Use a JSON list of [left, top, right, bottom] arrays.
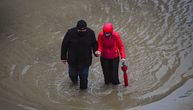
[[103, 23, 113, 33], [77, 20, 87, 29]]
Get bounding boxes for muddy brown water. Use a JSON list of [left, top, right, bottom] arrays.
[[0, 0, 193, 110]]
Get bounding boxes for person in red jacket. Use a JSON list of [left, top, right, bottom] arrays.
[[95, 22, 126, 85]]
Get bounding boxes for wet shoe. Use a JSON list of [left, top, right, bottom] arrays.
[[72, 80, 78, 85], [80, 87, 87, 90], [112, 81, 120, 85]]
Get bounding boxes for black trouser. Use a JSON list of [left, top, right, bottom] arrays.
[[100, 57, 120, 85], [68, 65, 89, 89]]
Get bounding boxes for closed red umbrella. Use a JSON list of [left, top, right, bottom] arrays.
[[121, 62, 128, 86]]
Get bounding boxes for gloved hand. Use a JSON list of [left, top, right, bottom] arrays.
[[61, 60, 67, 64], [95, 51, 101, 57], [121, 58, 126, 65]]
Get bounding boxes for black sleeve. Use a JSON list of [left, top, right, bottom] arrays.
[[91, 31, 98, 56], [61, 31, 69, 60]]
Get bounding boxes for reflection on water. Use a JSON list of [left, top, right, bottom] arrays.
[[0, 0, 193, 109]]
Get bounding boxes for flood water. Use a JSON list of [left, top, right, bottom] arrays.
[[0, 0, 193, 110]]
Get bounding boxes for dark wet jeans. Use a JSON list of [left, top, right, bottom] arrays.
[[68, 65, 89, 89], [100, 57, 120, 85]]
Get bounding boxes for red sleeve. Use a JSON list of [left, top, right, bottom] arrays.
[[114, 32, 126, 59], [97, 32, 103, 52]]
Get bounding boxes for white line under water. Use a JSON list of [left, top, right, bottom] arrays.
[[10, 64, 16, 77], [17, 104, 39, 110], [21, 65, 32, 77]]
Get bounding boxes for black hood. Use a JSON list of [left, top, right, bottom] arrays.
[[76, 20, 87, 29]]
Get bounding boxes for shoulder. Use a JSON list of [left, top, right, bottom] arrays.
[[99, 31, 104, 36], [112, 31, 120, 37], [65, 28, 77, 37], [86, 28, 95, 34], [112, 31, 121, 40], [67, 27, 77, 33]]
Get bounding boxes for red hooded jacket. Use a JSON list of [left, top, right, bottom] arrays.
[[98, 23, 126, 59]]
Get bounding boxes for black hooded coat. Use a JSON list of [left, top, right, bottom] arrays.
[[61, 26, 97, 67]]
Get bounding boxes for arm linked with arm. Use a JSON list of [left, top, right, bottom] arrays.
[[97, 32, 103, 53], [95, 32, 103, 57], [91, 32, 98, 56]]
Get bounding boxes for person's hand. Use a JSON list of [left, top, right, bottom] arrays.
[[61, 60, 67, 64], [121, 58, 126, 65], [95, 51, 101, 57]]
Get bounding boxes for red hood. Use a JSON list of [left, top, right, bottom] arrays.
[[103, 23, 113, 33]]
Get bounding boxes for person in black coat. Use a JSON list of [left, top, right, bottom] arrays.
[[61, 20, 98, 89]]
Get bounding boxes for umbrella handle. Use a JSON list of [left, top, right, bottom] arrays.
[[122, 61, 125, 66]]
